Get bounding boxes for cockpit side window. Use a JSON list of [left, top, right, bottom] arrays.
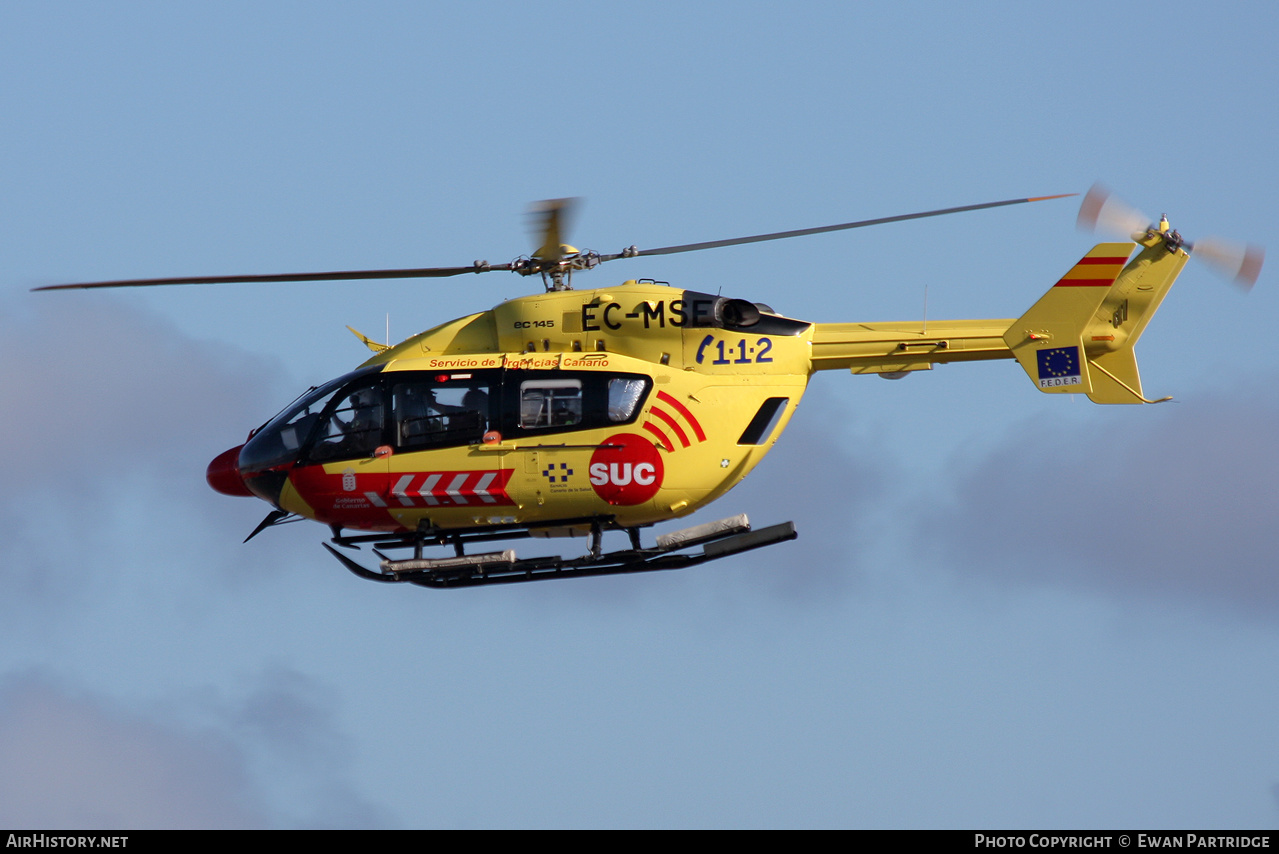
[[519, 379, 582, 429], [308, 381, 386, 462], [503, 371, 650, 437], [607, 377, 646, 422], [390, 375, 492, 451]]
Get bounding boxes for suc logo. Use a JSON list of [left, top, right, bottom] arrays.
[[589, 433, 664, 505]]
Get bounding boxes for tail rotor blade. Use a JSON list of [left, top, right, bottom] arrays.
[[1081, 183, 1264, 291], [1077, 183, 1150, 239], [1192, 237, 1265, 291]]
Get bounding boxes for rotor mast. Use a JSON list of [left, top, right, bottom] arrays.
[[512, 245, 602, 291]]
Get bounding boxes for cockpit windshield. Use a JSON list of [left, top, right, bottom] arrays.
[[239, 367, 383, 475]]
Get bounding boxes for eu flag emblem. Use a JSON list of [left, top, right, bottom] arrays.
[[1036, 346, 1082, 388]]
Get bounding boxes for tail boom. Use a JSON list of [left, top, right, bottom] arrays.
[[808, 234, 1186, 405], [809, 319, 1014, 376]]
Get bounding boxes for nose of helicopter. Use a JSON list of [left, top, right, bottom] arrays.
[[206, 445, 253, 497]]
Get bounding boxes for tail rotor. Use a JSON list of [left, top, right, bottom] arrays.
[[1078, 182, 1263, 291]]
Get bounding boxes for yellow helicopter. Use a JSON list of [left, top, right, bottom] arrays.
[[36, 187, 1263, 588]]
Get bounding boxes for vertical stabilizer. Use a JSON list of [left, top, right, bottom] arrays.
[[1004, 235, 1189, 404], [1003, 244, 1132, 396]]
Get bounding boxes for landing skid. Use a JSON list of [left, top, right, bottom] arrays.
[[322, 513, 797, 588]]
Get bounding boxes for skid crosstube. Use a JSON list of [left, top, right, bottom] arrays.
[[322, 514, 797, 588]]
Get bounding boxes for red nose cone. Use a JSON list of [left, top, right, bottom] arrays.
[[207, 445, 253, 497]]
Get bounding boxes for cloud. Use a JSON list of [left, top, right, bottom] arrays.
[[0, 674, 266, 829], [0, 294, 301, 595], [0, 298, 387, 828], [227, 668, 391, 828], [0, 294, 284, 482], [0, 669, 393, 829], [921, 386, 1279, 615]]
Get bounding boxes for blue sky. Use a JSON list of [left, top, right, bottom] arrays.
[[2, 1, 1278, 828]]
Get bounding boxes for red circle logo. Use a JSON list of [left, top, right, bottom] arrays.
[[589, 433, 664, 505]]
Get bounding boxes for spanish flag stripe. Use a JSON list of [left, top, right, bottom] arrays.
[[1054, 278, 1117, 287]]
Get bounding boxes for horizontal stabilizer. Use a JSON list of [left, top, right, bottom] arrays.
[[346, 325, 391, 353]]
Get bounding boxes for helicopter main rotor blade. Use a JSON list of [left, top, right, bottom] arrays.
[[599, 194, 1076, 261], [32, 262, 510, 291], [529, 197, 579, 261], [34, 193, 1076, 292]]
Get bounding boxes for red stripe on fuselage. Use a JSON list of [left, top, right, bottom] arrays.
[[642, 421, 674, 452], [650, 406, 690, 447], [655, 391, 706, 442]]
